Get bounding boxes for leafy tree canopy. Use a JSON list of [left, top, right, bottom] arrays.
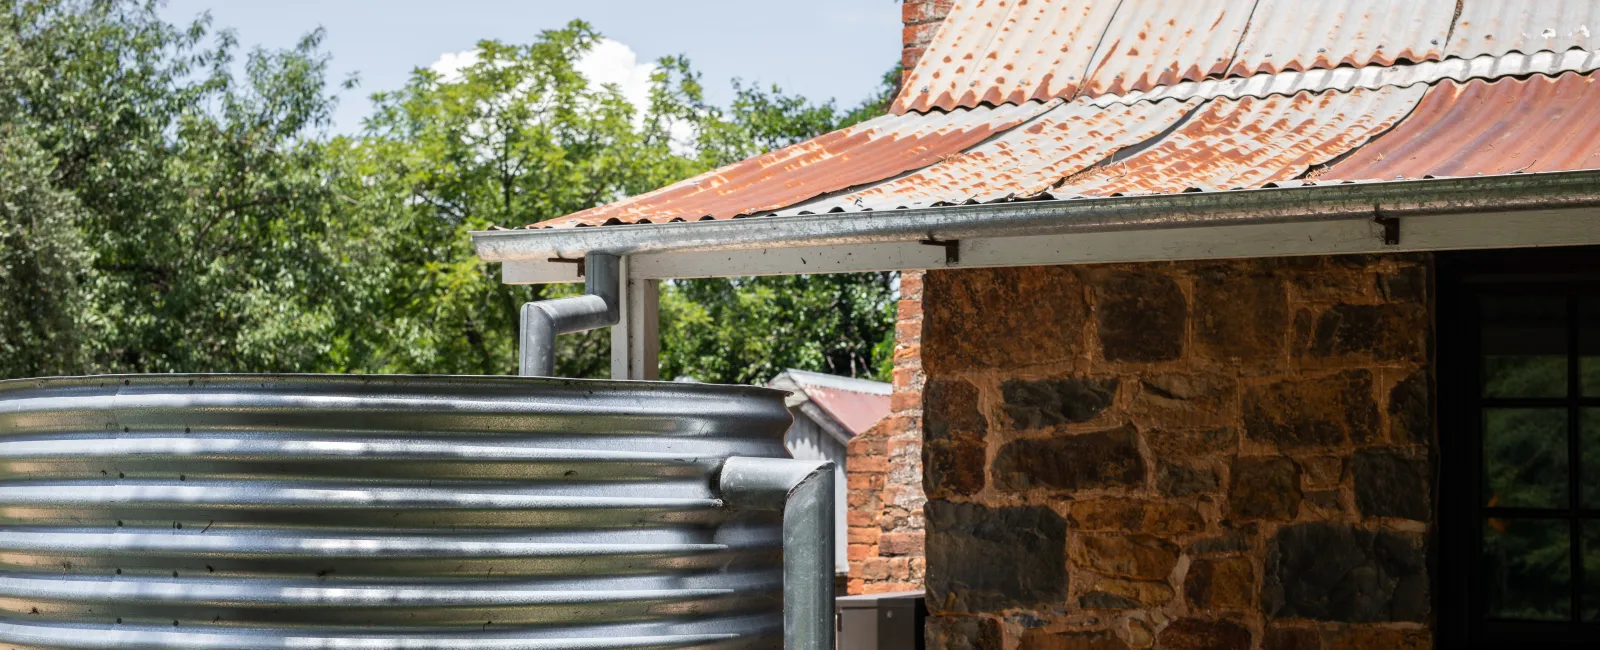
[[0, 0, 899, 385]]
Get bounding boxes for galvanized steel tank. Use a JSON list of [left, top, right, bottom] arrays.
[[0, 374, 795, 649]]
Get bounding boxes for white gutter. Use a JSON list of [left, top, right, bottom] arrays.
[[473, 170, 1600, 262]]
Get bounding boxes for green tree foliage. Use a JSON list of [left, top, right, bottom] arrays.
[[0, 127, 87, 378], [341, 25, 710, 377], [662, 273, 896, 385], [660, 64, 903, 384], [0, 0, 899, 386], [334, 22, 903, 382], [0, 0, 366, 374]]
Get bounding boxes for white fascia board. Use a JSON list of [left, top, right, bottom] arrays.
[[500, 207, 1600, 283]]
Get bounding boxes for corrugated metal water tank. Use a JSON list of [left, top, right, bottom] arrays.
[[0, 374, 795, 648]]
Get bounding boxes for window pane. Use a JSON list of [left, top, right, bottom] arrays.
[[1483, 518, 1571, 621], [1482, 295, 1568, 398], [1587, 409, 1600, 508], [1587, 522, 1600, 621], [1583, 297, 1599, 397], [1485, 408, 1570, 508]]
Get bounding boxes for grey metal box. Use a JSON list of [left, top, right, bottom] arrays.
[[837, 591, 926, 650]]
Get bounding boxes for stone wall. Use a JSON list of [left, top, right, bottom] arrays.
[[901, 0, 954, 79], [918, 255, 1435, 649], [846, 270, 929, 594]]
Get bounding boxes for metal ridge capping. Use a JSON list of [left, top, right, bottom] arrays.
[[0, 374, 830, 648]]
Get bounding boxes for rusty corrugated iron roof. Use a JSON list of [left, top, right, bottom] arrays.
[[1446, 0, 1599, 59], [1077, 0, 1255, 98], [1323, 72, 1600, 181], [893, 0, 1599, 113], [893, 0, 1120, 113], [534, 102, 1049, 228], [1227, 0, 1455, 77], [1089, 48, 1600, 106], [771, 369, 890, 438], [781, 99, 1200, 213], [1056, 85, 1426, 197], [523, 1, 1600, 230]]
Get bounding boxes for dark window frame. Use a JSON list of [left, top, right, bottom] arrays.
[[1438, 246, 1600, 649]]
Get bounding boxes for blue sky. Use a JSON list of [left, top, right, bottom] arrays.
[[158, 1, 904, 133]]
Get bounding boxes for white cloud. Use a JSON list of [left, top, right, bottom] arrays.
[[426, 39, 656, 115], [428, 49, 480, 83], [574, 39, 658, 115], [573, 40, 696, 154], [426, 39, 694, 156]]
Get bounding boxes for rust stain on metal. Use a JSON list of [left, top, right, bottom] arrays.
[[892, 0, 1598, 113], [894, 0, 1121, 113], [1056, 85, 1426, 197], [784, 99, 1200, 213], [1089, 49, 1600, 107], [1228, 0, 1457, 77], [1074, 0, 1254, 98], [532, 102, 1048, 228], [528, 2, 1600, 229], [1324, 71, 1600, 182], [894, 0, 1256, 110], [1446, 0, 1599, 59]]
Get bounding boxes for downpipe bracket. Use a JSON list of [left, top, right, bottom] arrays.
[[719, 457, 837, 650]]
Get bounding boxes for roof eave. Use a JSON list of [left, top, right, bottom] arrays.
[[472, 170, 1600, 263]]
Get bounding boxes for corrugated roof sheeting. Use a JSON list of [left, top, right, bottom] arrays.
[[780, 99, 1200, 214], [1227, 0, 1455, 77], [781, 370, 891, 437], [1324, 72, 1600, 181], [894, 0, 1120, 113], [1446, 0, 1599, 59], [527, 1, 1600, 230], [1054, 85, 1427, 197], [892, 0, 1600, 113], [532, 102, 1049, 228], [1090, 49, 1600, 106], [1079, 0, 1255, 97]]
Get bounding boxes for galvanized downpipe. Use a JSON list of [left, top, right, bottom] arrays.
[[719, 457, 836, 650], [519, 252, 620, 376]]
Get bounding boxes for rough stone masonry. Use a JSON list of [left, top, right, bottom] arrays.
[[916, 255, 1435, 650]]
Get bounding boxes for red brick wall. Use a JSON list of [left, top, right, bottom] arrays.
[[917, 255, 1436, 649], [901, 0, 955, 80], [839, 0, 956, 596], [846, 270, 929, 594]]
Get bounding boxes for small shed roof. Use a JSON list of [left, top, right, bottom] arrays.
[[769, 370, 891, 443]]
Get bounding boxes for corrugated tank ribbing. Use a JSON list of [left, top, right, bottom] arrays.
[[0, 374, 794, 649]]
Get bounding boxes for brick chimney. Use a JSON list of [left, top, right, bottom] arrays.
[[901, 0, 954, 81]]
